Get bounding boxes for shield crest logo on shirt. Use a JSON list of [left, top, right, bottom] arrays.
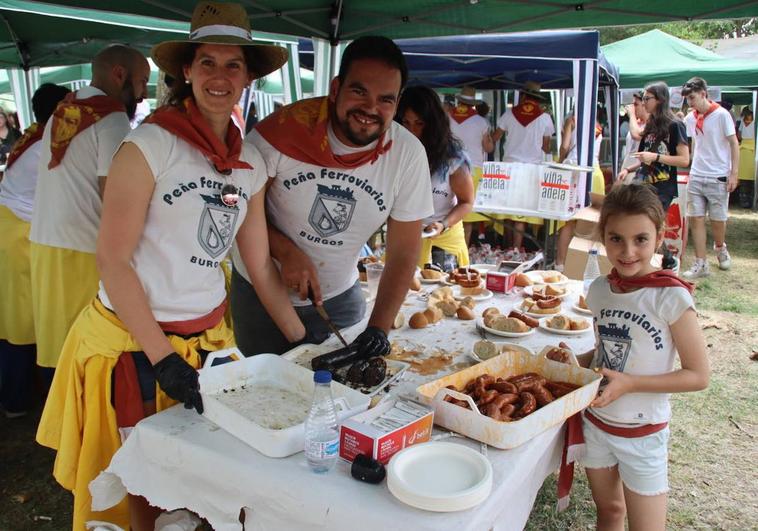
[[198, 194, 239, 258], [597, 322, 632, 372], [308, 184, 356, 238]]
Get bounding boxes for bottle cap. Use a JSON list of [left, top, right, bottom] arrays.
[[589, 249, 598, 255], [314, 370, 332, 384]]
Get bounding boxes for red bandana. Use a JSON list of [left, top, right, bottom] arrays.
[[5, 122, 43, 170], [595, 123, 603, 138], [145, 98, 252, 174], [449, 103, 478, 124], [511, 98, 544, 127], [607, 268, 694, 294], [254, 96, 393, 169], [48, 92, 125, 169], [693, 101, 720, 135]]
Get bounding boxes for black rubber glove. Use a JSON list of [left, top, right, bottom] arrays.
[[353, 326, 390, 358], [153, 353, 203, 414]]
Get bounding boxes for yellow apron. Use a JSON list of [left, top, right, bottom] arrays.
[[0, 205, 34, 344], [36, 298, 234, 531], [418, 221, 470, 268], [739, 138, 755, 181], [30, 243, 100, 368]]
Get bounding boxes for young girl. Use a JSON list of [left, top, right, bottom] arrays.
[[579, 183, 710, 531]]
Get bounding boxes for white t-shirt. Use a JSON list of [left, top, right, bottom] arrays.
[[586, 276, 694, 425], [98, 124, 267, 321], [449, 114, 489, 168], [0, 140, 42, 222], [424, 148, 469, 225], [496, 111, 555, 163], [685, 106, 736, 177], [236, 121, 433, 305], [564, 127, 601, 166], [738, 120, 755, 140], [30, 86, 131, 253]]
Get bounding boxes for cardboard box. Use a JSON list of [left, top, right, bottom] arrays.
[[339, 399, 433, 464], [485, 270, 516, 294], [564, 236, 662, 281], [572, 205, 601, 239]]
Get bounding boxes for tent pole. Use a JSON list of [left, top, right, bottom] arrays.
[[753, 89, 757, 211]]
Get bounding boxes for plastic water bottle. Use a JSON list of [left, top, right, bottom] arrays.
[[583, 248, 601, 294], [304, 370, 339, 473]]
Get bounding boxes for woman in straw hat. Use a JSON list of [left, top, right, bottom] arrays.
[[36, 3, 305, 529]]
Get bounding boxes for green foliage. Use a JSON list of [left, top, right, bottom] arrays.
[[599, 18, 758, 46]]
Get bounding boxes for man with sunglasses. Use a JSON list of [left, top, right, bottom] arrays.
[[681, 77, 739, 279]]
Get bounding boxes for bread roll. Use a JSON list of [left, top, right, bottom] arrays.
[[392, 312, 405, 329], [515, 273, 533, 287], [409, 276, 422, 291], [542, 272, 562, 283], [482, 307, 501, 319], [456, 306, 475, 320], [491, 316, 529, 333], [460, 296, 475, 310], [547, 315, 571, 330], [545, 284, 565, 296], [569, 318, 590, 330], [578, 295, 589, 310], [423, 306, 443, 324], [473, 340, 499, 360], [409, 312, 428, 329], [460, 285, 484, 296], [436, 299, 459, 317], [420, 269, 444, 280]]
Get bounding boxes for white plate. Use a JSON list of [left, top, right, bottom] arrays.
[[477, 318, 535, 338], [387, 442, 493, 512], [540, 319, 592, 335], [469, 263, 497, 274], [421, 226, 440, 239], [572, 304, 593, 315], [523, 285, 569, 299], [525, 270, 570, 285], [452, 286, 493, 302]]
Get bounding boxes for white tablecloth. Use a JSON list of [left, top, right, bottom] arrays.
[[92, 281, 594, 531]]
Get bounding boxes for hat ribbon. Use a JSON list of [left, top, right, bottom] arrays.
[[190, 24, 252, 41]]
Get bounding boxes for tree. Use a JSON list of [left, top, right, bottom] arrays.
[[599, 18, 758, 46]]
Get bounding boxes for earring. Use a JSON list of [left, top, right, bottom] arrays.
[[185, 79, 191, 85]]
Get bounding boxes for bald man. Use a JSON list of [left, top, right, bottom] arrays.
[[30, 45, 150, 375]]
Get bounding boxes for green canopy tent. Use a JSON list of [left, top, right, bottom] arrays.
[[601, 29, 758, 89]]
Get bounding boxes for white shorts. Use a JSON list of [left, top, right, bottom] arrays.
[[686, 174, 730, 221], [580, 415, 670, 496]]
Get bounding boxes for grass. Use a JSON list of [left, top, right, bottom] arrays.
[[526, 206, 758, 530]]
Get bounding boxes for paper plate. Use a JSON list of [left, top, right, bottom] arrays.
[[572, 304, 593, 316], [525, 270, 570, 285], [452, 286, 493, 302], [421, 226, 440, 239], [540, 319, 592, 335], [517, 303, 561, 319], [477, 318, 534, 338], [387, 442, 492, 512], [523, 285, 569, 299], [471, 341, 534, 363], [469, 263, 497, 274]]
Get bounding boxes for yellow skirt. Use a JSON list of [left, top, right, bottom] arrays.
[[36, 298, 234, 531], [418, 221, 470, 268], [30, 243, 100, 368], [739, 138, 755, 181], [0, 205, 34, 344]]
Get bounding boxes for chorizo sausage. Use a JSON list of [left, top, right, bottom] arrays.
[[507, 310, 540, 329], [506, 372, 542, 384], [531, 384, 555, 407], [490, 380, 518, 394], [536, 296, 561, 309], [544, 381, 580, 398], [513, 392, 537, 418]]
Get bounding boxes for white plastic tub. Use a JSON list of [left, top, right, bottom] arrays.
[[415, 350, 600, 449], [199, 349, 371, 458]]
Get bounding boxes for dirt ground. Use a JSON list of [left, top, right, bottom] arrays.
[[2, 211, 757, 531]]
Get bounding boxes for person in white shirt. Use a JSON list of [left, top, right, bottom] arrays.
[[620, 91, 649, 181], [36, 4, 301, 528], [576, 183, 709, 531], [29, 45, 150, 375], [232, 36, 433, 357], [680, 77, 739, 279], [736, 107, 755, 208], [0, 83, 70, 417], [492, 82, 555, 255], [448, 86, 494, 246]]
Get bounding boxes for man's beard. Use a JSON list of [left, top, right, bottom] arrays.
[[334, 108, 385, 146], [120, 78, 138, 120]]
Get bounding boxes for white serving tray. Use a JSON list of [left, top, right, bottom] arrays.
[[199, 349, 371, 458], [415, 350, 600, 449]]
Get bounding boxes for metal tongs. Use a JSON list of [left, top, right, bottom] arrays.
[[308, 285, 349, 348]]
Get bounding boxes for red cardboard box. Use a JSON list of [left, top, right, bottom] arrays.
[[485, 270, 516, 294], [339, 399, 433, 464]]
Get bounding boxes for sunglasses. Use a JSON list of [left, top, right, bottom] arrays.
[[643, 96, 656, 102]]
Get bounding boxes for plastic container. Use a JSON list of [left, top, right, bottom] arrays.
[[304, 370, 340, 473], [583, 248, 601, 294]]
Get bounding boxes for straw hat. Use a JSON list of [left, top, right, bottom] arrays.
[[456, 86, 481, 105], [151, 2, 288, 80], [520, 81, 546, 101]]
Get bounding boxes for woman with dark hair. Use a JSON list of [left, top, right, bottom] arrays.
[[619, 81, 690, 212], [397, 86, 474, 268], [36, 3, 304, 529], [0, 109, 21, 163]]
